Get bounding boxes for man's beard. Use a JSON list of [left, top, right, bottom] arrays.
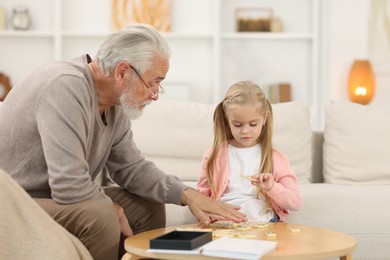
[[119, 92, 151, 120]]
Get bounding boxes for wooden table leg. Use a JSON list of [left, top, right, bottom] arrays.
[[340, 254, 352, 260], [121, 253, 145, 260], [121, 252, 132, 260]]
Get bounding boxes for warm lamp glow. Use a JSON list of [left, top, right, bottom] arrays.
[[348, 60, 375, 105], [354, 86, 367, 96]]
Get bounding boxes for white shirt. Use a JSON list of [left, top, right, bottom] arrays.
[[220, 144, 273, 221]]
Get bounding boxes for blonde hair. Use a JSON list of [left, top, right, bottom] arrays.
[[206, 81, 274, 200]]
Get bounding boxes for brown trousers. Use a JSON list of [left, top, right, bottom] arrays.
[[35, 187, 166, 260]]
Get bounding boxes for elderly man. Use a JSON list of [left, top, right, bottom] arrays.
[[0, 24, 246, 260]]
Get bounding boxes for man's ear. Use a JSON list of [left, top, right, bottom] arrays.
[[115, 62, 129, 81]]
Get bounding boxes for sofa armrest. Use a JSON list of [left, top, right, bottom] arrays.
[[311, 131, 324, 183]]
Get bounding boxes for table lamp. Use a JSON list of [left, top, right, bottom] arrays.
[[347, 60, 375, 105]]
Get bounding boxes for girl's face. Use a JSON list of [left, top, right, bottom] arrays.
[[226, 103, 266, 148]]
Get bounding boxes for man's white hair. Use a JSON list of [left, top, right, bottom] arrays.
[[95, 23, 171, 76]]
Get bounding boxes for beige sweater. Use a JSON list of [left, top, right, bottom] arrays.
[[0, 55, 187, 205]]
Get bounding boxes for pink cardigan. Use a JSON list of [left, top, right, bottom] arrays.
[[197, 142, 302, 221]]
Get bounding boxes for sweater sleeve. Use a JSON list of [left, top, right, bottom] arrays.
[[196, 148, 213, 197], [265, 150, 302, 212], [104, 116, 188, 205]]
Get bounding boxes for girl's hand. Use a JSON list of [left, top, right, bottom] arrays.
[[251, 173, 275, 191]]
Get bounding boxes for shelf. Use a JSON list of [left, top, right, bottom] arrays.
[[221, 32, 314, 40], [161, 33, 213, 40], [59, 31, 214, 40], [61, 31, 110, 38], [0, 0, 321, 128], [0, 31, 54, 38]]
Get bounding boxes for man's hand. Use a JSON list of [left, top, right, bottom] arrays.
[[113, 203, 133, 237], [181, 188, 247, 225]]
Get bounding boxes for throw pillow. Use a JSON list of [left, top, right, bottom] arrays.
[[132, 100, 214, 158], [323, 100, 390, 184], [272, 102, 312, 184], [131, 100, 214, 182]]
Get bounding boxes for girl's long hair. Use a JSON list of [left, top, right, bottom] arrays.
[[206, 81, 274, 200]]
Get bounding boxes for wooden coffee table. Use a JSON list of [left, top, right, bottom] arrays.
[[123, 223, 356, 260]]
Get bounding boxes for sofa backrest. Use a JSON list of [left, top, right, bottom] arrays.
[[311, 131, 324, 183], [323, 100, 390, 184], [131, 100, 313, 185]]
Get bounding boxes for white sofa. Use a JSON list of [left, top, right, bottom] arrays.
[[2, 99, 389, 260], [130, 99, 390, 260]]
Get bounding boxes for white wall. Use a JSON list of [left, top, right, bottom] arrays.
[[319, 0, 368, 128], [321, 0, 390, 127], [2, 0, 389, 130]]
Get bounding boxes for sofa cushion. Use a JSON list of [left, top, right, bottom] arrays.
[[132, 100, 214, 182], [132, 100, 312, 183], [289, 183, 390, 260], [272, 102, 312, 183], [323, 100, 390, 184]]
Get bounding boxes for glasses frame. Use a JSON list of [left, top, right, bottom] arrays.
[[127, 64, 164, 99]]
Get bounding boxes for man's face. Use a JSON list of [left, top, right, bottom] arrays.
[[119, 91, 151, 119], [120, 56, 169, 119]]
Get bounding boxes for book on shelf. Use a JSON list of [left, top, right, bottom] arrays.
[[268, 83, 291, 104]]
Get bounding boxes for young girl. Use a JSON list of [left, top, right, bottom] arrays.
[[197, 81, 301, 222]]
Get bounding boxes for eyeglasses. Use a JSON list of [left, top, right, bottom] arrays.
[[128, 64, 164, 99]]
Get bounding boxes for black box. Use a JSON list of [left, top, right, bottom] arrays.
[[150, 231, 212, 250]]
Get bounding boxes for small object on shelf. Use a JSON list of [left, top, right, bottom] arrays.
[[11, 6, 31, 30], [0, 5, 6, 30], [236, 8, 273, 32], [347, 59, 375, 105], [271, 16, 283, 32], [112, 0, 171, 32], [268, 83, 291, 104], [0, 72, 11, 101]]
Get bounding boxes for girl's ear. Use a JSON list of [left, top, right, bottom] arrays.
[[263, 112, 269, 126]]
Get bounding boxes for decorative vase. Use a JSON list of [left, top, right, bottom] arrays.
[[271, 17, 283, 32], [0, 5, 6, 30], [347, 60, 375, 105], [11, 7, 31, 30]]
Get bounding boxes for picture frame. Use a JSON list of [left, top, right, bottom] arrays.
[[0, 73, 11, 101], [112, 0, 171, 32], [236, 7, 273, 32]]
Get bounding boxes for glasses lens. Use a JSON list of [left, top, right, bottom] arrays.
[[158, 84, 164, 94]]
